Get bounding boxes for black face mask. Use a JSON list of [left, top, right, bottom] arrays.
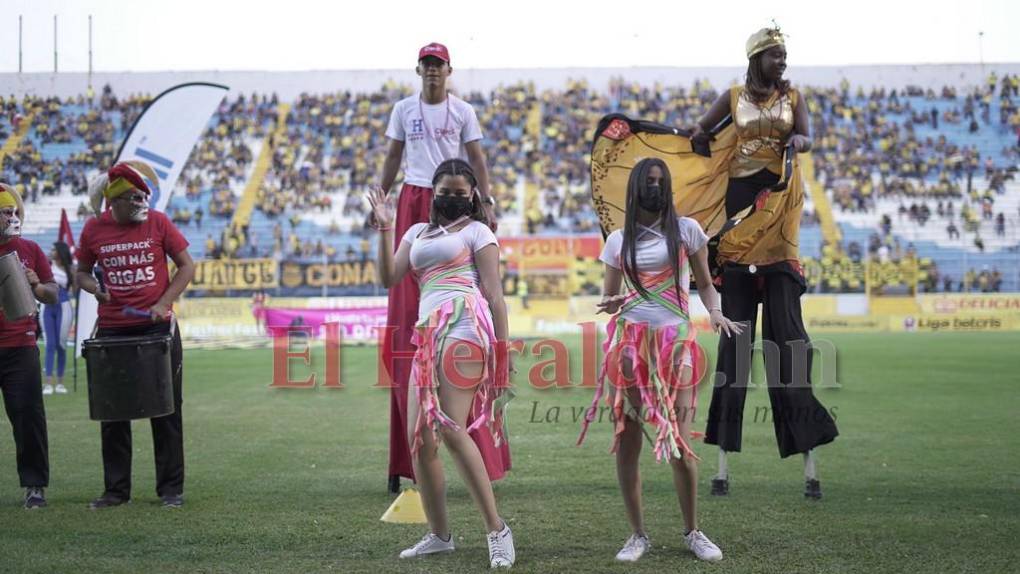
[[434, 195, 473, 220], [638, 185, 666, 212]]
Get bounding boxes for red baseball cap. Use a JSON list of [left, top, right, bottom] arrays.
[[418, 42, 450, 63]]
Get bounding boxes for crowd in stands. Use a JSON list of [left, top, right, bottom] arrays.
[[174, 91, 278, 229], [3, 73, 1018, 293], [810, 85, 1015, 188], [251, 82, 536, 231], [800, 233, 1008, 294], [2, 86, 150, 217]]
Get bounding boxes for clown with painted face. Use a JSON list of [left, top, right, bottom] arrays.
[[0, 183, 59, 509], [0, 184, 24, 239], [75, 161, 196, 510], [88, 160, 156, 223]]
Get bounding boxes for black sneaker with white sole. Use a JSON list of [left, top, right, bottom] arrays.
[[23, 487, 46, 509], [710, 478, 729, 496], [89, 493, 131, 510], [161, 494, 184, 509], [805, 479, 822, 500]]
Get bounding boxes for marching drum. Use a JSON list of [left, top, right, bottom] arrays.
[[0, 251, 37, 321], [82, 333, 175, 421]]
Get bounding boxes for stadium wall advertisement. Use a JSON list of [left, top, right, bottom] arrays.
[[892, 314, 1020, 332], [187, 238, 604, 297], [279, 260, 379, 294], [173, 298, 260, 343], [804, 315, 889, 333], [501, 237, 602, 268], [174, 292, 1020, 348], [176, 259, 1020, 346], [191, 258, 279, 290], [258, 307, 387, 343], [916, 294, 1020, 315]]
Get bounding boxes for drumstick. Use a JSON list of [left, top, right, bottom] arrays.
[[123, 306, 155, 319], [93, 267, 106, 293]]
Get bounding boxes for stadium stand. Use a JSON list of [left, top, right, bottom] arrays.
[[6, 72, 1017, 293]]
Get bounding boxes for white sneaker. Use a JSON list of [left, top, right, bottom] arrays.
[[42, 385, 54, 396], [399, 532, 455, 559], [487, 522, 516, 568], [684, 530, 723, 561], [615, 533, 650, 562], [55, 384, 68, 394]]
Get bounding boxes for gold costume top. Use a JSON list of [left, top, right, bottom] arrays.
[[729, 86, 797, 179]]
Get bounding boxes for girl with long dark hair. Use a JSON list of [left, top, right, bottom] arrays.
[[41, 241, 74, 395], [368, 158, 516, 569], [579, 158, 743, 563]]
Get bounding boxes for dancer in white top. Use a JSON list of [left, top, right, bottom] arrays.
[[369, 158, 515, 569], [578, 158, 743, 563]]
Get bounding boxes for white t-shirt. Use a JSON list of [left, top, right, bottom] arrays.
[[599, 217, 709, 328], [402, 220, 498, 343], [385, 93, 484, 188], [50, 263, 68, 290]]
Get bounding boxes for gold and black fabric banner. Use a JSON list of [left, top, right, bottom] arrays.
[[590, 114, 803, 268]]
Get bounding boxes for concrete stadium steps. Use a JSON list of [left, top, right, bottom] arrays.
[[0, 107, 37, 166], [231, 103, 291, 229], [800, 227, 825, 259], [802, 153, 842, 244], [21, 191, 87, 237], [246, 209, 368, 258]]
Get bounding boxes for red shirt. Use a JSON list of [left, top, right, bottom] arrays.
[[0, 238, 54, 347], [77, 210, 189, 328]]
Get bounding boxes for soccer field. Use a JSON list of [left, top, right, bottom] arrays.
[[2, 332, 1018, 573]]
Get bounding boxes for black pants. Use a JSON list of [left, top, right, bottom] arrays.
[[0, 346, 49, 487], [95, 322, 184, 499], [705, 266, 839, 457], [726, 169, 781, 218]]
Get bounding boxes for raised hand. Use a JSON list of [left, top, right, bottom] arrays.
[[365, 186, 395, 229]]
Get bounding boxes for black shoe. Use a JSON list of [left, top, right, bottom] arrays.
[[89, 493, 130, 510], [23, 487, 46, 509], [805, 479, 822, 500], [710, 478, 729, 496], [160, 494, 183, 509], [388, 475, 401, 495]]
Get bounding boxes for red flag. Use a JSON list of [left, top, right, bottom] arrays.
[[58, 208, 76, 253]]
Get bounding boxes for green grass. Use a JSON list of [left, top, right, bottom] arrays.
[[2, 332, 1018, 573]]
